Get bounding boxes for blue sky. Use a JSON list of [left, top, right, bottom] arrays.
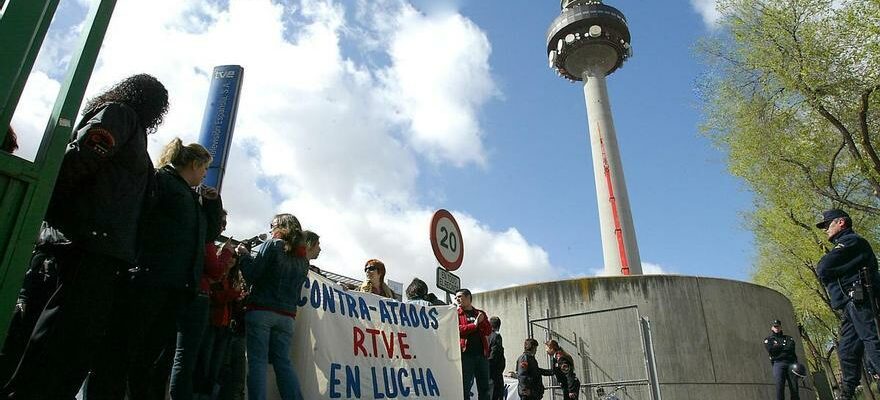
[[8, 0, 754, 292]]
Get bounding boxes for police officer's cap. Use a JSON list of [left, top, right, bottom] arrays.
[[771, 319, 782, 327], [815, 209, 850, 229]]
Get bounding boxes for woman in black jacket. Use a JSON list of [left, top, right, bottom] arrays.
[[88, 138, 222, 400]]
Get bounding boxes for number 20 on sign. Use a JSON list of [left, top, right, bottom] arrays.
[[430, 209, 464, 271]]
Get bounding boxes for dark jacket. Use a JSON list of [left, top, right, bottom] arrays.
[[132, 165, 222, 292], [240, 239, 309, 315], [817, 228, 880, 309], [764, 331, 797, 363], [517, 352, 552, 399], [551, 351, 580, 395], [45, 102, 151, 263], [458, 306, 492, 358], [488, 331, 505, 370]]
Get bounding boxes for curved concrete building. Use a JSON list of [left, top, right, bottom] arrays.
[[473, 275, 815, 399]]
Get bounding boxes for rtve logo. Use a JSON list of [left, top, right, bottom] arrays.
[[214, 70, 236, 79]]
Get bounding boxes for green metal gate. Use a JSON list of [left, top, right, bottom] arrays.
[[0, 0, 117, 341]]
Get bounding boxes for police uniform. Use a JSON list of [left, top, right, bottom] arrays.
[[764, 322, 800, 400], [551, 351, 581, 400], [516, 352, 552, 400], [816, 209, 880, 399]]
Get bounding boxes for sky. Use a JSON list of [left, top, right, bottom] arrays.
[[5, 0, 754, 295]]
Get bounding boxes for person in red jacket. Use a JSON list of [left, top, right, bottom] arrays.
[[456, 288, 492, 400]]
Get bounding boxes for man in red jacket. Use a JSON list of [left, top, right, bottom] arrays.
[[456, 288, 492, 400]]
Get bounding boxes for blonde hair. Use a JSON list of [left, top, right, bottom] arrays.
[[158, 137, 212, 169]]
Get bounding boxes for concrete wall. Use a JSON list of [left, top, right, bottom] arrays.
[[472, 275, 814, 399]]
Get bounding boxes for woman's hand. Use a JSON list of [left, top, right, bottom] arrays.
[[201, 186, 219, 199]]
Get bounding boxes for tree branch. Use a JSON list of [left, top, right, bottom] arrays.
[[780, 157, 880, 214]]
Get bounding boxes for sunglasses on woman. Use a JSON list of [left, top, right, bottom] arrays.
[[364, 266, 378, 272]]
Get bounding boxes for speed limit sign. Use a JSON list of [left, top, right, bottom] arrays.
[[430, 209, 464, 271]]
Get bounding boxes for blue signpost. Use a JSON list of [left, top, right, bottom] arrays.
[[198, 65, 244, 192]]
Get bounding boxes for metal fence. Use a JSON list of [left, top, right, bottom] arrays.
[[525, 300, 661, 400]]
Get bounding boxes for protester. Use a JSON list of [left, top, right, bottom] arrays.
[[517, 338, 553, 400], [2, 73, 168, 399], [2, 126, 18, 153], [456, 288, 492, 400], [488, 316, 506, 400], [358, 259, 395, 298], [237, 213, 308, 400], [216, 265, 248, 400], [0, 225, 67, 384], [87, 138, 221, 400], [195, 241, 242, 400], [302, 230, 324, 276], [545, 339, 581, 399], [406, 278, 434, 306]]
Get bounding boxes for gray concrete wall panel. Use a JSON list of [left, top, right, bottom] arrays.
[[471, 275, 815, 400]]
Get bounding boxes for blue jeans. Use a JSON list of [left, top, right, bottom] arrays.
[[462, 352, 491, 400], [246, 310, 302, 400]]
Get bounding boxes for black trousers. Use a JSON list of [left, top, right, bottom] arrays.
[[772, 361, 799, 400], [3, 249, 128, 399], [86, 287, 208, 400], [838, 299, 880, 391], [488, 359, 505, 400]]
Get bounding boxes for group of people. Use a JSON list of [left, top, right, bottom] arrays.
[[450, 289, 581, 400], [10, 72, 874, 400]]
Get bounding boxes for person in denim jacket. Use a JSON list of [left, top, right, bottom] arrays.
[[236, 213, 309, 400]]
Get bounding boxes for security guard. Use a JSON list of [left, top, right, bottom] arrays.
[[815, 209, 880, 400], [517, 338, 553, 400], [545, 339, 581, 399], [764, 320, 800, 400]]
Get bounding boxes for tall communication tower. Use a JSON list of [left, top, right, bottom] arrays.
[[547, 0, 641, 275]]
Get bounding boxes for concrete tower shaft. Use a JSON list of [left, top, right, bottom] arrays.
[[547, 1, 641, 275], [582, 69, 641, 275]]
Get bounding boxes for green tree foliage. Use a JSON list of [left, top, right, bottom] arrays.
[[699, 0, 880, 386]]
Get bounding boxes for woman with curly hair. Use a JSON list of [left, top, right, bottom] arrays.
[[236, 213, 309, 400], [3, 74, 169, 399], [359, 259, 395, 299]]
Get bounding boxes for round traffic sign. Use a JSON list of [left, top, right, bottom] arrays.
[[430, 209, 464, 271]]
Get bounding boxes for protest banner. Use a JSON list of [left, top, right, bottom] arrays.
[[274, 272, 464, 399]]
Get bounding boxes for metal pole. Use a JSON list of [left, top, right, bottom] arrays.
[[0, 0, 119, 341], [643, 317, 662, 400], [525, 296, 532, 338], [0, 0, 61, 132], [547, 308, 555, 399]]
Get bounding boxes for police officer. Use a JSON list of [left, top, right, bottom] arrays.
[[545, 339, 581, 399], [815, 209, 880, 400], [517, 338, 553, 400], [764, 320, 800, 400]]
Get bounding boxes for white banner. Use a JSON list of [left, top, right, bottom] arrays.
[[275, 272, 463, 399]]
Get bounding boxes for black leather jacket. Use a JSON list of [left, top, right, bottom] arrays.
[[45, 103, 151, 263]]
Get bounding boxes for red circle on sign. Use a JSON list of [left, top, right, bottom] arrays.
[[430, 209, 464, 271]]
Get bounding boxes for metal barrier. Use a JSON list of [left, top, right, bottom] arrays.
[[525, 300, 662, 400]]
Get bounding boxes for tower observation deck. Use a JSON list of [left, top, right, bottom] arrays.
[[545, 0, 642, 275]]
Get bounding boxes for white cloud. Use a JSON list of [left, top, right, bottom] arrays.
[[690, 0, 722, 29], [13, 0, 556, 294]]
